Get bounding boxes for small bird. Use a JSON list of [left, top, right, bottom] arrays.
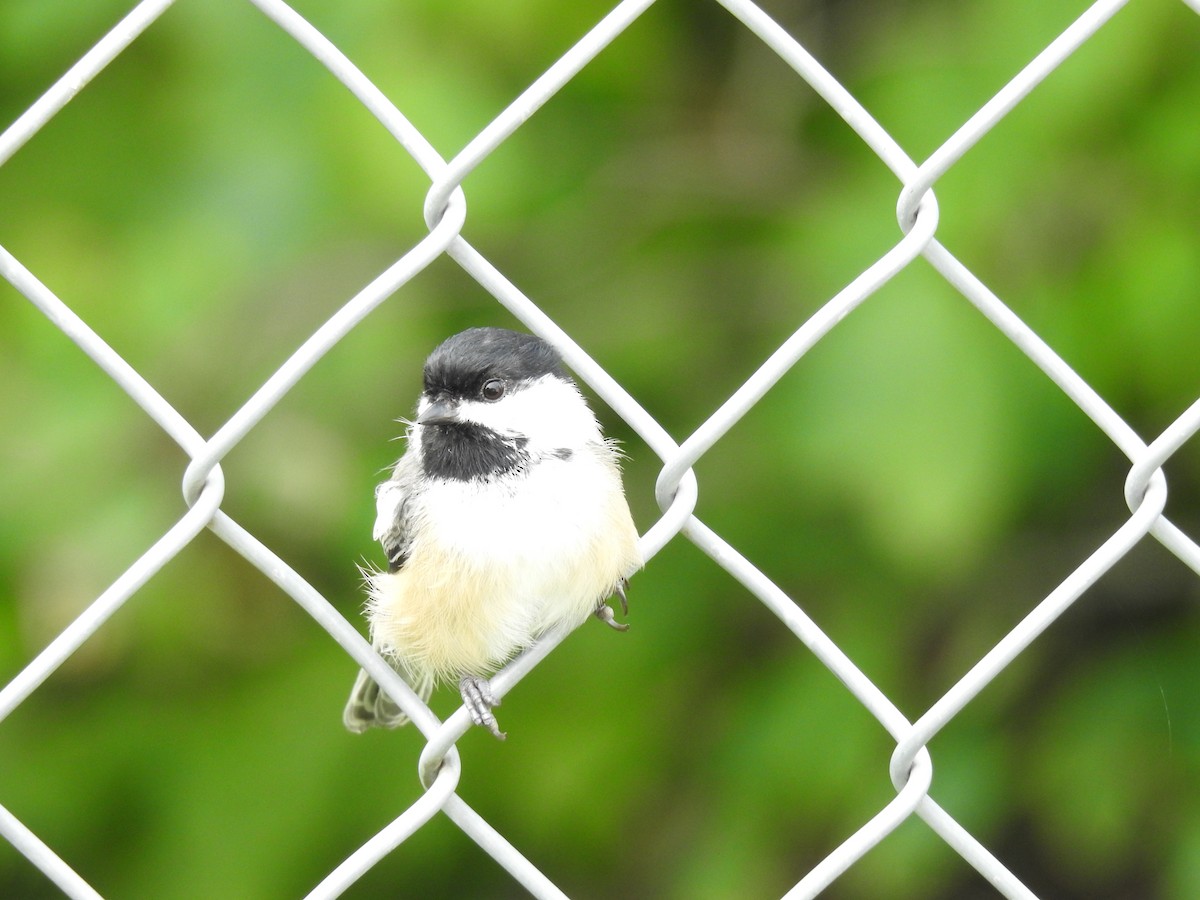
[[343, 327, 641, 739]]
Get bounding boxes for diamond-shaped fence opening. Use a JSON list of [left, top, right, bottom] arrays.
[[2, 0, 1200, 897]]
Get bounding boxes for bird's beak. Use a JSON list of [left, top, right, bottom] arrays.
[[417, 397, 459, 426]]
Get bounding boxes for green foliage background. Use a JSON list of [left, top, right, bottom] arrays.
[[2, 0, 1199, 897]]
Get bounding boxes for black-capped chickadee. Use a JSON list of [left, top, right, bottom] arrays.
[[343, 327, 641, 739]]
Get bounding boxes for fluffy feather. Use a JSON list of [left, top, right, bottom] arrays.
[[343, 328, 640, 735]]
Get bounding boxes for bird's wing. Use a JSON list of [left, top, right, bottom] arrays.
[[373, 481, 411, 571]]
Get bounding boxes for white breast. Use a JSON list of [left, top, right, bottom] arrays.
[[367, 446, 640, 684]]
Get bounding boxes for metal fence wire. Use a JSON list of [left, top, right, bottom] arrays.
[[3, 0, 1200, 897]]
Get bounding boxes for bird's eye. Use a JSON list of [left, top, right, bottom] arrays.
[[481, 379, 505, 401]]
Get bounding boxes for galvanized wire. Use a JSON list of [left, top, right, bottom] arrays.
[[2, 1, 1198, 898]]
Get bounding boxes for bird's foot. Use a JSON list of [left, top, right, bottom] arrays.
[[594, 579, 630, 631], [615, 579, 629, 615], [459, 675, 506, 740], [594, 603, 629, 631]]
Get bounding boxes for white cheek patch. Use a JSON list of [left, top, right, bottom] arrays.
[[457, 376, 601, 451]]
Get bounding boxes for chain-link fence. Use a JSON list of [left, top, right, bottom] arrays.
[[3, 0, 1200, 897]]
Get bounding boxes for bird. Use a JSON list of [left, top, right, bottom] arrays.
[[343, 326, 641, 739]]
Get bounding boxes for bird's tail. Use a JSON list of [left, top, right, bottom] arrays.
[[342, 660, 434, 733]]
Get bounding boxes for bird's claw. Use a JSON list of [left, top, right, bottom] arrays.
[[615, 579, 629, 616], [595, 579, 630, 631], [459, 675, 506, 740], [594, 603, 629, 631]]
